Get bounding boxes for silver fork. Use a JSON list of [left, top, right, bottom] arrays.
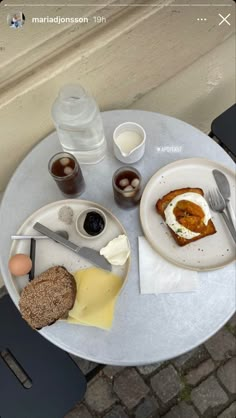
[[207, 189, 236, 244]]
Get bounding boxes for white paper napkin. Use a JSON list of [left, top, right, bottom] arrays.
[[138, 237, 198, 294]]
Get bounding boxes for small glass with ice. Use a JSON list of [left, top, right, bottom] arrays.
[[112, 166, 142, 209], [48, 152, 85, 197]]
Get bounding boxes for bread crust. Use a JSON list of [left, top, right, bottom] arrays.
[[156, 187, 216, 246], [19, 266, 76, 329]]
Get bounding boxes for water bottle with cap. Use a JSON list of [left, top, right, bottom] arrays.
[[52, 84, 107, 164]]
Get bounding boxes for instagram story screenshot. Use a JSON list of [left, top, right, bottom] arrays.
[[0, 1, 236, 418]]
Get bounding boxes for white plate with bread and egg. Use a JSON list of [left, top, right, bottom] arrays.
[[8, 199, 131, 330]]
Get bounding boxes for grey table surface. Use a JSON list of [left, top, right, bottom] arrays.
[[0, 110, 235, 366]]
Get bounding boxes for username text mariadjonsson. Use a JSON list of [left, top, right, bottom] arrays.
[[32, 16, 89, 24]]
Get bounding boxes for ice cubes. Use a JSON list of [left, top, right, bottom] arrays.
[[60, 157, 70, 166], [123, 185, 133, 192], [131, 178, 140, 188], [119, 178, 129, 188], [123, 185, 135, 197], [118, 176, 140, 195], [64, 166, 73, 175]]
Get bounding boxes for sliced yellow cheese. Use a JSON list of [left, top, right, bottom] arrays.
[[68, 267, 122, 330]]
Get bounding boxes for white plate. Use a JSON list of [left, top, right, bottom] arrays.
[[9, 199, 130, 303], [140, 158, 236, 271]]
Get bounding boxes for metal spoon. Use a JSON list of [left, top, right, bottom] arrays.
[[11, 230, 69, 240]]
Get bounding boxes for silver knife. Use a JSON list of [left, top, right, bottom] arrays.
[[213, 169, 236, 228], [33, 222, 111, 272]]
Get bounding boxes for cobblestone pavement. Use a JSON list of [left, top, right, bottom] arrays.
[[1, 283, 235, 418], [65, 312, 236, 418]]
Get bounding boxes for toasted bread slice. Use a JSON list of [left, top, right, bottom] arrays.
[[156, 187, 216, 246]]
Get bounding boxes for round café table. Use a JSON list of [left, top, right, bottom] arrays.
[[0, 110, 235, 366]]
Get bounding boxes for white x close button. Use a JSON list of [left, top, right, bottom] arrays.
[[218, 14, 231, 26]]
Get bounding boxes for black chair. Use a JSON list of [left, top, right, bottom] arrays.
[[209, 104, 236, 161], [0, 295, 87, 418]]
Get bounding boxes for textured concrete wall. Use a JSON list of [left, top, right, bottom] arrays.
[[0, 2, 235, 191]]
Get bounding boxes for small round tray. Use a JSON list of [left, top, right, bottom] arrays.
[[9, 199, 130, 303]]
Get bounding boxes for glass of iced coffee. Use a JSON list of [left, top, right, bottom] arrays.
[[48, 152, 85, 197], [112, 166, 142, 209]]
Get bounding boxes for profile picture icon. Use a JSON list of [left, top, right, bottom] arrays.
[[8, 12, 25, 29]]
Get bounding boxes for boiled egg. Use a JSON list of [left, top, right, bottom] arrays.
[[164, 192, 211, 239], [8, 254, 32, 276]]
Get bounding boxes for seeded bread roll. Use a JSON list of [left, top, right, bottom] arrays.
[[19, 266, 76, 329], [156, 187, 216, 246]]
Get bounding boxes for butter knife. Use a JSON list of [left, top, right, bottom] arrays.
[[33, 222, 111, 272], [213, 169, 236, 228]]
